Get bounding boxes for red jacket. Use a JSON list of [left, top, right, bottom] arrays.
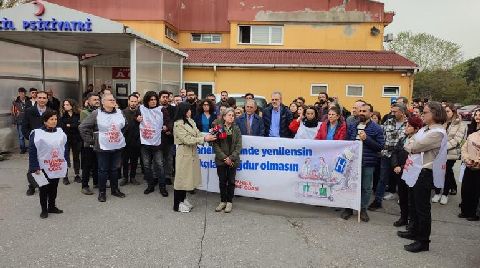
[[315, 120, 347, 140], [288, 119, 301, 134]]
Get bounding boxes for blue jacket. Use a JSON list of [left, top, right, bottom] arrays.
[[235, 113, 265, 136], [263, 104, 293, 138], [347, 120, 384, 167], [28, 127, 69, 173], [194, 112, 216, 133]]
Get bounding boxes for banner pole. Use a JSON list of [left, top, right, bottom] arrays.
[[358, 140, 363, 224]]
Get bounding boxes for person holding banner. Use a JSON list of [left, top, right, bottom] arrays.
[[459, 109, 480, 221], [391, 116, 424, 227], [315, 106, 347, 140], [172, 103, 217, 213], [289, 105, 320, 140], [28, 110, 69, 219], [138, 91, 169, 197], [79, 94, 127, 202], [398, 101, 447, 253], [343, 103, 384, 222], [212, 108, 242, 213]]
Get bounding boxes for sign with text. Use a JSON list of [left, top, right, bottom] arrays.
[[198, 136, 362, 210]]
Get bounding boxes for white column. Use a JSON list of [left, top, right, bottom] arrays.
[[130, 39, 137, 92]]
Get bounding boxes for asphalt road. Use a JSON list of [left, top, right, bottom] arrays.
[[0, 153, 479, 267]]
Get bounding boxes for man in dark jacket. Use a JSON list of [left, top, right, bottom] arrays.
[[46, 88, 61, 112], [159, 90, 175, 185], [236, 99, 265, 136], [263, 92, 293, 138], [120, 94, 141, 186], [22, 91, 51, 196], [342, 103, 384, 222], [11, 87, 31, 154]]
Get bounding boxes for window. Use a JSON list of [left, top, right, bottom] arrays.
[[191, 33, 222, 43], [184, 82, 214, 99], [165, 26, 178, 42], [310, 84, 328, 96], [383, 86, 400, 97], [346, 85, 364, 97], [238, 25, 283, 45]]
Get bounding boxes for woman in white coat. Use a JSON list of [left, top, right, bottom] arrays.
[[173, 102, 216, 213]]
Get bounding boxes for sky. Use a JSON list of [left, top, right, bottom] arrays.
[[382, 0, 480, 59]]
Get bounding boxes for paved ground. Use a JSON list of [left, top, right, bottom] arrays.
[[0, 153, 479, 268]]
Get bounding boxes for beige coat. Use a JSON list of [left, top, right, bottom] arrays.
[[445, 117, 467, 160], [173, 118, 205, 191], [461, 130, 480, 170]]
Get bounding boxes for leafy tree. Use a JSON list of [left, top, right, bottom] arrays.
[[387, 31, 463, 71]]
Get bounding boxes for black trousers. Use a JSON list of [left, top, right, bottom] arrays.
[[81, 147, 98, 188], [409, 169, 433, 242], [435, 160, 457, 195], [66, 139, 82, 175], [173, 190, 187, 211], [39, 178, 59, 212], [461, 168, 480, 217], [217, 165, 236, 203], [397, 172, 409, 220], [122, 145, 140, 179]]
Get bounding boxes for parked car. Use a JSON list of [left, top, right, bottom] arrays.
[[458, 105, 480, 121], [215, 93, 268, 109]]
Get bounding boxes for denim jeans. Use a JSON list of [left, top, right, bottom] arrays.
[[161, 144, 174, 180], [374, 156, 392, 203], [97, 150, 122, 193], [141, 146, 165, 188], [16, 124, 25, 150], [361, 167, 375, 209]]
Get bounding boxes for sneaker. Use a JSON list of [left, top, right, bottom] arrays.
[[74, 175, 82, 183], [439, 195, 448, 205], [368, 201, 382, 211], [111, 189, 126, 198], [215, 202, 226, 212], [431, 194, 441, 203], [26, 187, 35, 196], [383, 193, 395, 200], [40, 211, 48, 219], [119, 178, 128, 186], [224, 202, 233, 213], [178, 202, 191, 213], [47, 207, 63, 214], [183, 199, 193, 209], [159, 187, 169, 197], [144, 186, 155, 195], [81, 187, 94, 195], [63, 177, 70, 185], [340, 208, 353, 220], [360, 209, 370, 222]]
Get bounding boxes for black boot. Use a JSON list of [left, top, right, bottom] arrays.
[[130, 177, 140, 185], [159, 186, 169, 197], [63, 177, 70, 185], [111, 188, 126, 198], [40, 211, 48, 219], [393, 218, 408, 227], [48, 207, 63, 214], [397, 230, 416, 240], [26, 186, 35, 196], [360, 209, 370, 222], [98, 192, 106, 202], [144, 186, 155, 195], [404, 241, 429, 253]]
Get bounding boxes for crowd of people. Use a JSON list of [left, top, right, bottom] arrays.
[[11, 85, 480, 253]]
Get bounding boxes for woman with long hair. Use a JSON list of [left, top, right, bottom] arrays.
[[459, 109, 480, 221], [194, 99, 215, 133], [288, 105, 321, 139], [431, 103, 467, 204], [29, 110, 68, 218], [173, 102, 216, 212], [211, 108, 242, 213], [59, 99, 82, 185]]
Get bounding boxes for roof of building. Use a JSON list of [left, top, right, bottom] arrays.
[[183, 48, 418, 70]]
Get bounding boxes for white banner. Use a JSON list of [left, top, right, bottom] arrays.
[[198, 136, 362, 210]]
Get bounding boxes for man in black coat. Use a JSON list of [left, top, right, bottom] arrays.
[[46, 88, 61, 112], [120, 94, 141, 186], [263, 91, 293, 138], [159, 90, 175, 185], [22, 91, 52, 196]]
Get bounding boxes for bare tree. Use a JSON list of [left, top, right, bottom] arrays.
[[0, 0, 33, 9]]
